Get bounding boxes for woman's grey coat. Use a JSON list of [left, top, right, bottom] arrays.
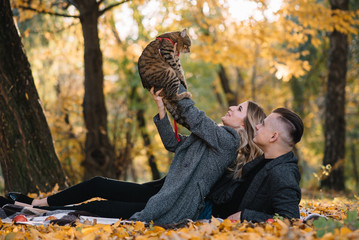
[[130, 92, 240, 224]]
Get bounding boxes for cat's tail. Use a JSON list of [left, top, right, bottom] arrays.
[[163, 99, 190, 129]]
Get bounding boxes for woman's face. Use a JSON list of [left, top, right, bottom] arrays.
[[221, 101, 249, 129]]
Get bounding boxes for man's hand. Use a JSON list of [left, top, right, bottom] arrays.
[[228, 211, 241, 221], [150, 87, 165, 119]]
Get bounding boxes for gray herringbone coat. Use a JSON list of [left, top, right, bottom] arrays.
[[130, 96, 240, 224]]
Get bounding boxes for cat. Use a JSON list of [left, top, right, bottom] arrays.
[[138, 29, 192, 129]]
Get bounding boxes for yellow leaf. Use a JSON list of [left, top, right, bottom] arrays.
[[347, 230, 359, 239], [321, 232, 335, 240], [219, 219, 234, 230], [134, 221, 145, 231], [198, 223, 215, 235], [210, 216, 221, 228], [340, 227, 352, 236], [4, 232, 18, 240]]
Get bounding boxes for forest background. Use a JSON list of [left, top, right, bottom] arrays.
[[1, 0, 359, 196]]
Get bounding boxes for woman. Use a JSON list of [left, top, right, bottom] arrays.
[[3, 85, 266, 224]]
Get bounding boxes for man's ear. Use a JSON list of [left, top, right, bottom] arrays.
[[269, 131, 279, 143]]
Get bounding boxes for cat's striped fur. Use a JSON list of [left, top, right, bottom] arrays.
[[138, 29, 192, 128]]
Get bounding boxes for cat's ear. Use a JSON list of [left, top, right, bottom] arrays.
[[181, 29, 187, 37]]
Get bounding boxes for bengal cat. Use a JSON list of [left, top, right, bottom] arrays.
[[138, 29, 192, 129]]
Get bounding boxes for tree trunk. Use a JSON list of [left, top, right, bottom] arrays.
[[0, 0, 68, 193], [290, 77, 305, 117], [351, 143, 359, 190], [75, 1, 117, 179], [212, 85, 225, 108], [218, 64, 237, 106], [250, 62, 257, 102], [117, 129, 133, 180], [130, 87, 160, 180], [235, 67, 245, 102], [321, 0, 348, 190], [136, 108, 161, 180]]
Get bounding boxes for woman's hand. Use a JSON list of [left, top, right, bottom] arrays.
[[150, 87, 165, 119], [150, 87, 163, 103]]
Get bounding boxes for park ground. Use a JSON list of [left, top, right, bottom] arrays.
[[0, 190, 358, 239]]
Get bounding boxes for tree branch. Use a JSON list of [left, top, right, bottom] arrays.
[[16, 5, 80, 18], [98, 0, 131, 16]]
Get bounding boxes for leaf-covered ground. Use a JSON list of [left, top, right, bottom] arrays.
[[1, 195, 358, 240]]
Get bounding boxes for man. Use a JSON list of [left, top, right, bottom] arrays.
[[227, 107, 304, 222]]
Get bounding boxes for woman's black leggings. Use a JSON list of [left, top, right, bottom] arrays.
[[35, 176, 164, 218]]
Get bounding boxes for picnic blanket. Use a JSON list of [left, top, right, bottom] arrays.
[[0, 204, 129, 226], [0, 204, 196, 229], [0, 204, 326, 227]]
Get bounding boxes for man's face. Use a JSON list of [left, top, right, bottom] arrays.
[[253, 113, 279, 147]]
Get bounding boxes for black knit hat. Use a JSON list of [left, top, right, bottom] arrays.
[[273, 108, 304, 144]]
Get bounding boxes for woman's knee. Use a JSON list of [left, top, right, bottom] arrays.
[[88, 176, 108, 187]]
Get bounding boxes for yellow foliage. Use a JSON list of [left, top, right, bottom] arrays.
[[169, 0, 358, 83], [0, 197, 347, 240]]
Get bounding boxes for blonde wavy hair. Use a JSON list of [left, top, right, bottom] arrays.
[[230, 101, 266, 179]]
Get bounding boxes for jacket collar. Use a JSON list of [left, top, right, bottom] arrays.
[[241, 151, 297, 177], [241, 155, 265, 177], [264, 151, 297, 170]]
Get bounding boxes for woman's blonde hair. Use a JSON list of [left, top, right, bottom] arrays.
[[230, 101, 266, 179]]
